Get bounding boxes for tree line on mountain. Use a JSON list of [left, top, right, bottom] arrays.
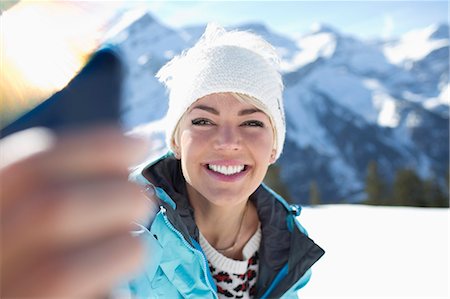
[[363, 161, 449, 208], [264, 162, 449, 207]]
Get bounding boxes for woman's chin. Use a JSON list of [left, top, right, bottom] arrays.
[[199, 190, 253, 207]]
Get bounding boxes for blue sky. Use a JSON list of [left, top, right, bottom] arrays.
[[142, 1, 448, 39]]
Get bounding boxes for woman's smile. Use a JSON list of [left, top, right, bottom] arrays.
[[203, 160, 251, 182]]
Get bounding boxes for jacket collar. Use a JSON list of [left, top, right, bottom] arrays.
[[140, 153, 324, 297]]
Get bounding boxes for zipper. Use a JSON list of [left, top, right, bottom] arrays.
[[260, 263, 289, 299], [159, 206, 218, 299]]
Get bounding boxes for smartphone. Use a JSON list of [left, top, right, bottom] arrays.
[[0, 46, 124, 138]]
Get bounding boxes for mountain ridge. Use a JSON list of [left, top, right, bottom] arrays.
[[111, 13, 449, 203]]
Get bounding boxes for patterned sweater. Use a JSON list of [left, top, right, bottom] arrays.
[[199, 227, 261, 299]]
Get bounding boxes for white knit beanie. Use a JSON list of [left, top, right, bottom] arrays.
[[157, 23, 285, 161]]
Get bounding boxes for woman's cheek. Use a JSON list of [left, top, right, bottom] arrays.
[[243, 130, 273, 147], [192, 127, 216, 141], [181, 129, 211, 147]]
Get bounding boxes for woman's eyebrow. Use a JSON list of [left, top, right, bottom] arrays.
[[191, 105, 219, 115], [238, 108, 263, 116], [191, 105, 263, 116]]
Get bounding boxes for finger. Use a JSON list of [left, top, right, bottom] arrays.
[[2, 179, 153, 267], [0, 127, 56, 170], [0, 126, 149, 209], [2, 233, 144, 299], [44, 126, 150, 176], [0, 127, 56, 209]]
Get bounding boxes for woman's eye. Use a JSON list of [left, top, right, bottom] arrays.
[[242, 120, 264, 127], [191, 118, 213, 126]]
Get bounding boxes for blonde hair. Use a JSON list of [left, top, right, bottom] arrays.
[[171, 92, 277, 151]]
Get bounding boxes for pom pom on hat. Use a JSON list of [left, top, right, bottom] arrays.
[[157, 23, 286, 161]]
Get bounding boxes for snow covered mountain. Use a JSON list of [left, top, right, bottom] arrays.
[[278, 23, 449, 203], [109, 13, 449, 203]]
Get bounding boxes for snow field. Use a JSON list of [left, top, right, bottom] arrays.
[[298, 205, 449, 299]]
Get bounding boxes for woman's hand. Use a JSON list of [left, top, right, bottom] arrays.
[[0, 127, 153, 298]]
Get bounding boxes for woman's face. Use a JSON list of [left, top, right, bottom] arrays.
[[175, 93, 276, 207]]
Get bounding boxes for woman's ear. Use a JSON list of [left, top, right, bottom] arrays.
[[173, 146, 181, 160], [269, 149, 276, 164], [171, 140, 181, 160], [174, 151, 181, 159]]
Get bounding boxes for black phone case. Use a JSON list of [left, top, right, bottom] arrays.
[[1, 47, 124, 138]]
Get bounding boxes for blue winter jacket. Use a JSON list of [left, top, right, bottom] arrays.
[[127, 153, 324, 298]]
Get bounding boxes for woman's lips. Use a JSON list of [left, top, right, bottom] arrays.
[[203, 163, 250, 182]]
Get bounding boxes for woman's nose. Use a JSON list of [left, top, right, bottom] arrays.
[[214, 125, 241, 151]]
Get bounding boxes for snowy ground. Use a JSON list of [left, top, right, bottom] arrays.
[[298, 205, 449, 299]]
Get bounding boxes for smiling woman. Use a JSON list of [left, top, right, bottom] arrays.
[[177, 93, 275, 207], [128, 24, 325, 298]]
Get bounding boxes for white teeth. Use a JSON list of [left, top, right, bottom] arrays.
[[208, 164, 245, 175]]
